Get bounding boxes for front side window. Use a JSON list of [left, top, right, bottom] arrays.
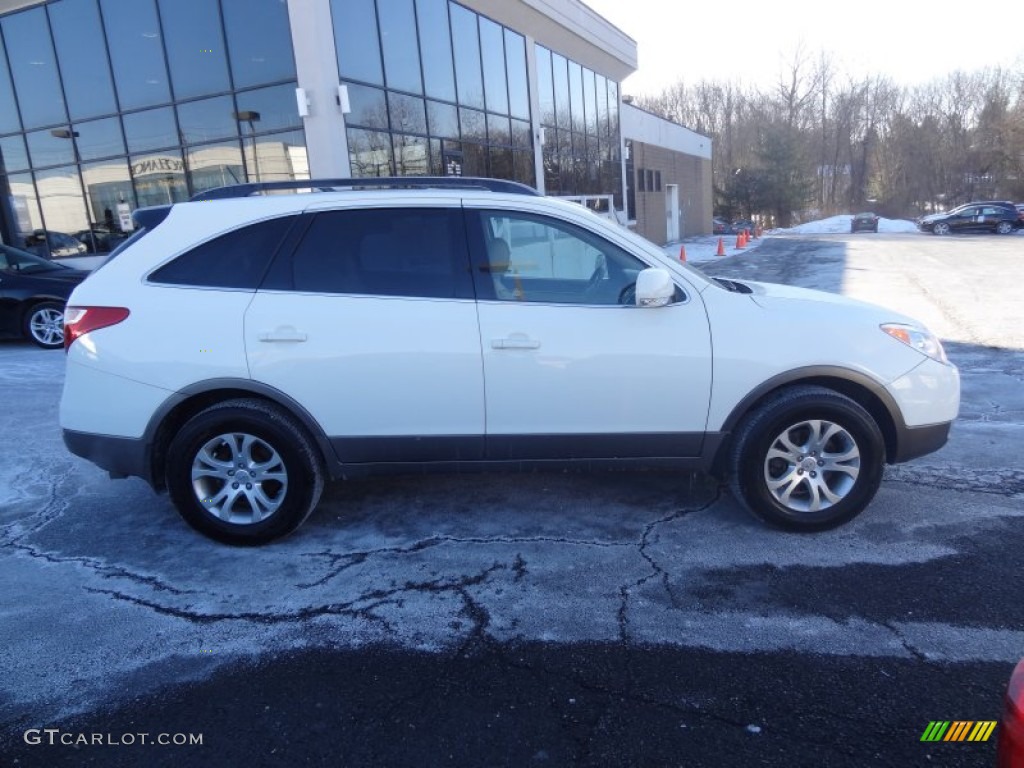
[[474, 210, 652, 306], [288, 207, 472, 299], [149, 216, 296, 289]]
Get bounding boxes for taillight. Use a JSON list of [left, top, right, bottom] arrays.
[[64, 306, 130, 352], [998, 659, 1024, 768]]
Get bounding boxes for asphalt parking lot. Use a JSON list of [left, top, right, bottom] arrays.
[[1, 231, 1022, 767]]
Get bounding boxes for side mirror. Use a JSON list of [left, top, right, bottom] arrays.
[[635, 268, 674, 308]]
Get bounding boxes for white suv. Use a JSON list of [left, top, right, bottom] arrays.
[[59, 178, 960, 544]]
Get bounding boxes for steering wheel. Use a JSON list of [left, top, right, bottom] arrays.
[[618, 282, 637, 306]]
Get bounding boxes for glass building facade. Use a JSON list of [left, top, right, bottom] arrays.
[[0, 0, 307, 253], [0, 0, 625, 255], [331, 0, 535, 186]]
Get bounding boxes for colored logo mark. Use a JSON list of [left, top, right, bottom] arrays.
[[920, 721, 997, 742]]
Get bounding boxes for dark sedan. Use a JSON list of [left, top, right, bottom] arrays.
[[850, 212, 879, 232], [918, 203, 1021, 235], [0, 244, 89, 349]]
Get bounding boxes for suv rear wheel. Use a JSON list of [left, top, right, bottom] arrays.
[[996, 221, 1014, 235], [165, 399, 324, 545], [728, 386, 885, 531]]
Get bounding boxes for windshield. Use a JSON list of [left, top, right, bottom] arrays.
[[0, 243, 64, 274]]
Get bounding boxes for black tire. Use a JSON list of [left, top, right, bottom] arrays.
[[23, 301, 66, 349], [727, 385, 885, 532], [995, 221, 1013, 235], [932, 222, 951, 235], [165, 398, 324, 545]]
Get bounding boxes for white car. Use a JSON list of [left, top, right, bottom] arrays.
[[59, 178, 960, 544]]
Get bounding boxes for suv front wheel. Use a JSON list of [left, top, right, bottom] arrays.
[[728, 386, 885, 531], [165, 399, 324, 545]]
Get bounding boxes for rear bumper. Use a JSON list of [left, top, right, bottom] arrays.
[[63, 429, 154, 485]]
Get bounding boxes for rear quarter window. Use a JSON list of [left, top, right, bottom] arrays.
[[148, 216, 296, 289]]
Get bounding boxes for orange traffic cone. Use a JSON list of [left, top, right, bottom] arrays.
[[716, 237, 726, 256], [735, 232, 745, 249], [678, 244, 686, 262]]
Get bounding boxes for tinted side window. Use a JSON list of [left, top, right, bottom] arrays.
[[149, 217, 295, 289], [473, 210, 655, 306], [289, 208, 472, 299]]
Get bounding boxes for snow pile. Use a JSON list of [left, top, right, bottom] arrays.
[[772, 214, 918, 235]]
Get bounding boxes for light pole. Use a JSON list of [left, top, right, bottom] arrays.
[[233, 110, 262, 183]]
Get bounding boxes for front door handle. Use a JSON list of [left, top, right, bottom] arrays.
[[492, 337, 540, 350], [259, 328, 307, 342]]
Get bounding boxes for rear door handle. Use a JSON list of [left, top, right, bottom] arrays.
[[259, 328, 307, 342], [492, 337, 540, 350]]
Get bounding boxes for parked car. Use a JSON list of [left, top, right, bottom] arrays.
[[730, 219, 755, 235], [712, 217, 729, 235], [0, 243, 89, 348], [850, 212, 879, 233], [60, 177, 959, 545], [74, 226, 130, 254], [999, 659, 1024, 767], [917, 202, 1021, 235], [21, 229, 88, 259]]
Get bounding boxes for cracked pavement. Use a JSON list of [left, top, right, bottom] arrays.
[[2, 231, 1022, 766]]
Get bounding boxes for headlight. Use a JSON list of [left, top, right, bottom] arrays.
[[881, 323, 948, 363]]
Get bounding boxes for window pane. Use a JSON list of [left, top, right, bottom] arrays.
[[584, 68, 598, 136], [393, 133, 428, 176], [535, 45, 553, 127], [123, 107, 178, 153], [235, 83, 303, 134], [150, 216, 293, 288], [178, 96, 236, 145], [2, 8, 66, 128], [344, 82, 388, 131], [131, 150, 188, 206], [72, 117, 125, 162], [505, 30, 529, 121], [187, 140, 244, 192], [100, 0, 170, 110], [80, 159, 136, 249], [488, 145, 511, 180], [0, 135, 29, 172], [0, 36, 20, 134], [221, 0, 296, 88], [461, 141, 486, 176], [477, 211, 645, 305], [249, 130, 309, 182], [7, 172, 43, 243], [416, 0, 455, 102], [378, 0, 421, 94], [158, 0, 230, 99], [551, 53, 569, 132], [290, 208, 470, 298], [449, 3, 482, 108], [347, 128, 393, 177], [459, 108, 485, 142], [332, 0, 382, 86], [26, 129, 75, 169], [479, 18, 507, 115], [568, 62, 584, 134], [596, 74, 609, 136], [511, 119, 531, 150], [35, 165, 89, 237], [427, 100, 458, 139], [487, 113, 510, 146], [388, 92, 426, 136], [607, 81, 619, 151], [512, 149, 534, 187], [49, 0, 117, 120]]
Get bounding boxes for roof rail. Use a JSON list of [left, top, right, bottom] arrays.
[[190, 176, 541, 202]]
